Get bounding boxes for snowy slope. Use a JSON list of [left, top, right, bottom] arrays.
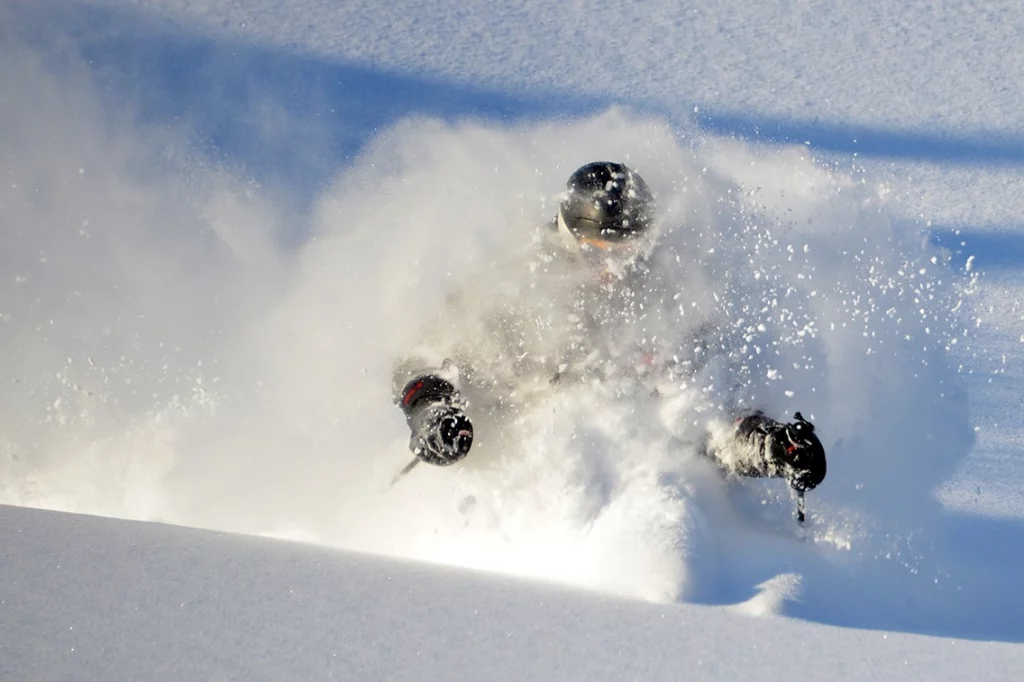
[[2, 504, 1021, 682], [69, 0, 1024, 231], [2, 0, 1024, 677]]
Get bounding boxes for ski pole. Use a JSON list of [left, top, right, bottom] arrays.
[[390, 457, 421, 486], [794, 489, 806, 524]]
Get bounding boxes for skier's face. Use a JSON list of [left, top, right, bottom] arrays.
[[555, 210, 647, 277]]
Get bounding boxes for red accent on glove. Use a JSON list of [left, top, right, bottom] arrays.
[[402, 381, 424, 407]]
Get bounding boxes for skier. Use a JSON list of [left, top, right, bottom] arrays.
[[391, 161, 826, 508], [393, 160, 657, 467]]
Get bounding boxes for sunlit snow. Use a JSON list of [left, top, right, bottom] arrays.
[[2, 1, 1023, 679]]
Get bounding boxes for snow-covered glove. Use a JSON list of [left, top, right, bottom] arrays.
[[398, 374, 474, 466]]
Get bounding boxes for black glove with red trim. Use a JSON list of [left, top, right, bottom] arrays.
[[775, 412, 827, 493], [398, 374, 474, 466], [733, 411, 827, 492]]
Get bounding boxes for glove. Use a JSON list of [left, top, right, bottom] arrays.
[[732, 411, 827, 492], [775, 412, 827, 492], [406, 402, 474, 466], [398, 374, 474, 466]]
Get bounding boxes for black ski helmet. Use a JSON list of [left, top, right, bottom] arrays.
[[558, 162, 654, 244]]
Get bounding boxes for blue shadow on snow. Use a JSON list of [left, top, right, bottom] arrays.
[[697, 109, 1024, 167], [930, 226, 1024, 272], [14, 0, 1024, 213], [10, 1, 605, 209]]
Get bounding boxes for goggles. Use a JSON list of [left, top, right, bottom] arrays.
[[556, 210, 641, 255]]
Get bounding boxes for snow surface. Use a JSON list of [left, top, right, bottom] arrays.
[[2, 504, 1021, 681], [2, 0, 1024, 679]]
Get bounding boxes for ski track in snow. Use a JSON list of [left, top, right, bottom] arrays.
[[2, 3, 1023, 642]]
